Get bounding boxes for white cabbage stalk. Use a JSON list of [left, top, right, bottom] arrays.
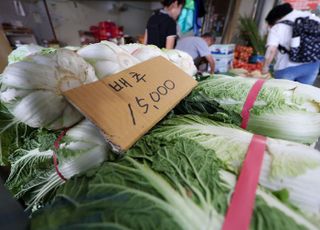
[[120, 43, 144, 54], [121, 43, 168, 62], [163, 49, 197, 76], [5, 120, 109, 209], [63, 46, 80, 51], [220, 171, 319, 230], [0, 49, 98, 130], [8, 44, 44, 64], [77, 41, 140, 79], [149, 115, 320, 221], [188, 75, 320, 144]]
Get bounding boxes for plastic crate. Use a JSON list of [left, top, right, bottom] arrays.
[[209, 44, 235, 55], [212, 54, 234, 73]]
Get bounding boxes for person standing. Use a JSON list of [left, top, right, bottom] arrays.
[[262, 3, 320, 85], [144, 0, 185, 49], [175, 33, 216, 73]]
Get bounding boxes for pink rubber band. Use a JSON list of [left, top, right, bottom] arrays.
[[53, 129, 69, 181], [222, 134, 267, 230], [241, 79, 265, 129]]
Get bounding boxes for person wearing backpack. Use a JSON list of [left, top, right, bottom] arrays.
[[262, 3, 320, 85]]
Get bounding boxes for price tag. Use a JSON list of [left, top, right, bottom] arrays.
[[64, 56, 197, 151]]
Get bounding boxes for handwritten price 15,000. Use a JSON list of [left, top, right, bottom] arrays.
[[128, 80, 175, 125]]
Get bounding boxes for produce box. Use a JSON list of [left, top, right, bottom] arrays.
[[212, 54, 234, 73], [209, 44, 235, 55]]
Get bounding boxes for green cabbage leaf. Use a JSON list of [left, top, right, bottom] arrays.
[[31, 140, 316, 230], [177, 75, 320, 144]]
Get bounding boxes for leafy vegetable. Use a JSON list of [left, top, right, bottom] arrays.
[[142, 115, 320, 222], [32, 148, 223, 229], [80, 42, 196, 78], [121, 44, 168, 62], [219, 171, 316, 230], [178, 75, 320, 144], [31, 140, 315, 230], [77, 41, 140, 79], [8, 44, 44, 64], [5, 120, 110, 208], [0, 101, 33, 165], [120, 43, 144, 53], [163, 49, 197, 76], [1, 49, 98, 130]]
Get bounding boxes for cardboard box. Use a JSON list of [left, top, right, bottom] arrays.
[[64, 56, 197, 152], [210, 44, 235, 55]]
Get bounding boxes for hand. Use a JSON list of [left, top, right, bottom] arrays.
[[261, 72, 272, 79], [261, 68, 269, 75]]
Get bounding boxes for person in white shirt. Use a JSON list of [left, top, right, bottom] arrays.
[[262, 3, 320, 85]]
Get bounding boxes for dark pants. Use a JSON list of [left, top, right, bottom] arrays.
[[194, 56, 208, 72]]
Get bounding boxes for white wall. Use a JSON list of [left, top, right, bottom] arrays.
[[150, 2, 162, 10], [228, 0, 256, 43], [47, 0, 154, 46], [258, 0, 276, 35], [238, 0, 277, 36], [238, 0, 256, 17], [0, 0, 54, 44]]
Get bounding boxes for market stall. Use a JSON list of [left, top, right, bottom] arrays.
[[0, 41, 319, 230], [0, 0, 320, 229]]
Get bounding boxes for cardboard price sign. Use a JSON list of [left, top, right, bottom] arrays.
[[64, 56, 197, 151]]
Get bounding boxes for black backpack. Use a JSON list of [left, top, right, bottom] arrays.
[[277, 17, 320, 63]]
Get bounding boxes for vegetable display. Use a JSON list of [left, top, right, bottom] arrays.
[[121, 43, 168, 62], [77, 41, 140, 79], [5, 119, 110, 209], [140, 115, 320, 224], [234, 45, 253, 63], [233, 45, 264, 74], [1, 43, 320, 230], [163, 49, 198, 76], [8, 44, 44, 64], [1, 49, 98, 130], [31, 140, 316, 230], [80, 41, 197, 77], [178, 75, 320, 144], [119, 43, 144, 53], [0, 101, 33, 166], [233, 60, 263, 72]]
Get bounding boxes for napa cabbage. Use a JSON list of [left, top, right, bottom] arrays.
[[8, 44, 44, 64], [163, 49, 198, 76], [178, 75, 320, 144], [31, 140, 315, 230], [5, 120, 110, 209], [142, 115, 320, 223], [1, 49, 98, 130], [77, 41, 140, 79], [121, 43, 168, 62]]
